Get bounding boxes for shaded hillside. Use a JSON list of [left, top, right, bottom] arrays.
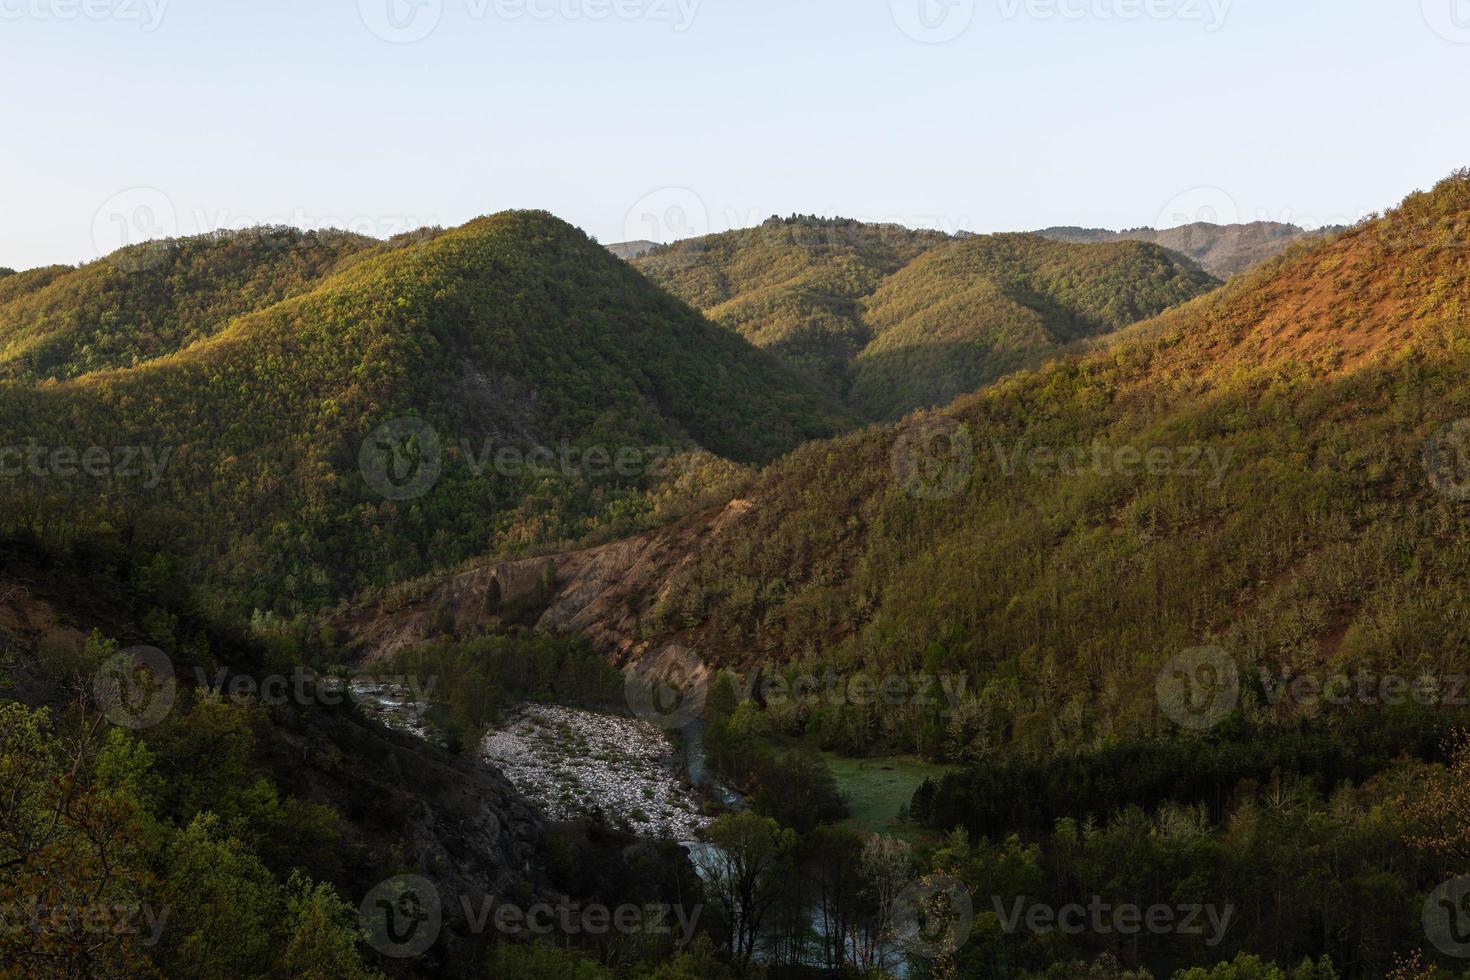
[[1037, 220, 1338, 278], [0, 212, 854, 622], [636, 218, 1216, 418], [0, 228, 381, 382], [0, 538, 697, 977], [850, 234, 1218, 419]]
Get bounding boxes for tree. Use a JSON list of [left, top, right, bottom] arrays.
[[693, 813, 796, 968], [278, 872, 382, 980], [857, 833, 913, 972], [1406, 729, 1470, 870], [804, 825, 866, 971], [751, 748, 847, 833], [0, 702, 154, 979]]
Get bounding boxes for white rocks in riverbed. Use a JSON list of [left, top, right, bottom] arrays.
[[481, 704, 709, 840]]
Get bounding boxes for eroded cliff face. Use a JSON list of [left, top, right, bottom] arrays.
[[339, 498, 756, 668]]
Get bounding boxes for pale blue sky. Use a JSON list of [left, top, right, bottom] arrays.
[[2, 0, 1467, 269]]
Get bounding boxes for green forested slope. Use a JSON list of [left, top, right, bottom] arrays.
[[0, 211, 854, 622], [633, 216, 950, 398], [850, 234, 1219, 418], [0, 228, 382, 381], [634, 218, 1218, 418], [645, 170, 1470, 756]]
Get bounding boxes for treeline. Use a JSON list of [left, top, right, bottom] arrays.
[[910, 736, 1470, 978], [0, 227, 375, 382], [910, 705, 1470, 839], [392, 631, 628, 750]]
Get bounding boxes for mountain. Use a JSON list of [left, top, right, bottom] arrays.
[[640, 171, 1469, 748], [634, 217, 1217, 418], [0, 227, 385, 382], [1036, 220, 1338, 278], [606, 240, 659, 260], [848, 233, 1218, 419], [377, 170, 1470, 759], [0, 212, 855, 622], [633, 216, 950, 402]]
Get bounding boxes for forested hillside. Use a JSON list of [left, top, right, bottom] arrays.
[[850, 234, 1218, 418], [623, 170, 1470, 756], [0, 228, 383, 381], [633, 217, 1217, 418], [633, 216, 950, 399], [0, 212, 854, 628]]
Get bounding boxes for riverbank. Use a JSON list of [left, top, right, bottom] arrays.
[[480, 703, 711, 840]]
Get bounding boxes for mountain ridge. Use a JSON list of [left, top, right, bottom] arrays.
[[634, 217, 1218, 419], [1036, 219, 1341, 278], [0, 210, 855, 622]]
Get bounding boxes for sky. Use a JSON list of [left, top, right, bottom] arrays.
[[2, 0, 1468, 270]]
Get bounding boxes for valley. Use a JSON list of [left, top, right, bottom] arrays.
[[3, 169, 1470, 979]]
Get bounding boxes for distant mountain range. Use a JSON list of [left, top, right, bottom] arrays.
[[1035, 220, 1341, 278], [605, 239, 658, 259]]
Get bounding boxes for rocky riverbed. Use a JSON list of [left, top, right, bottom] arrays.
[[480, 704, 710, 840]]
